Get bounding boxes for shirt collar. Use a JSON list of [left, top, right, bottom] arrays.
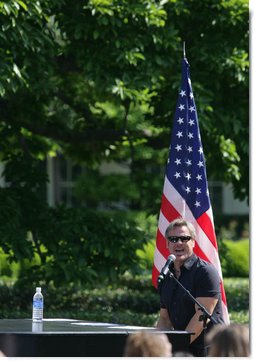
[[182, 253, 197, 270]]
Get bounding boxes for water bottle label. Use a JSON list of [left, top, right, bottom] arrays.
[[33, 300, 43, 309], [33, 307, 43, 319]]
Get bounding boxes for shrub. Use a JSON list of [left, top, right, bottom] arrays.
[[222, 240, 249, 277], [224, 278, 249, 312], [0, 275, 248, 326]]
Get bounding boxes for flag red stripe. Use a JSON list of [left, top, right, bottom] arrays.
[[220, 281, 227, 304], [161, 193, 180, 221], [197, 213, 218, 250], [156, 229, 169, 257]]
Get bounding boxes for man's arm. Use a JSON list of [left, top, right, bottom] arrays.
[[156, 307, 174, 330], [185, 296, 218, 344]]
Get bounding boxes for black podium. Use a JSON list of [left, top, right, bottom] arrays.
[[0, 319, 192, 357]]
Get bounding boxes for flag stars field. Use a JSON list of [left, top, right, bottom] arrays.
[[188, 119, 195, 126], [197, 161, 204, 167]]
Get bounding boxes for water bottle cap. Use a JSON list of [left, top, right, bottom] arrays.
[[36, 287, 41, 293]]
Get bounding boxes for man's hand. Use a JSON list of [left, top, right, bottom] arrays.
[[156, 308, 174, 330]]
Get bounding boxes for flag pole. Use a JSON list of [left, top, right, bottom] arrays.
[[183, 41, 186, 58]]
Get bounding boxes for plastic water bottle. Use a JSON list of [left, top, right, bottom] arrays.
[[32, 287, 43, 322]]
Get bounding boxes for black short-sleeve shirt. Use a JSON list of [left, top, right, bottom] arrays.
[[159, 254, 225, 353]]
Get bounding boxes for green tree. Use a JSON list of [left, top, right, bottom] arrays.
[[0, 0, 249, 283]]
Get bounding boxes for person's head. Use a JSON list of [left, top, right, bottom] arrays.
[[165, 218, 196, 265], [206, 323, 249, 357], [123, 331, 172, 357]]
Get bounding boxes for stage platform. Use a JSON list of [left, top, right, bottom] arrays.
[[0, 318, 192, 357]]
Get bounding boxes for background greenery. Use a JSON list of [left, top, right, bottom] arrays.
[[0, 0, 249, 327], [0, 275, 249, 326], [0, 211, 249, 286], [0, 232, 249, 325]]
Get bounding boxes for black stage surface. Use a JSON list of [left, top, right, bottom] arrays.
[[0, 319, 192, 357]]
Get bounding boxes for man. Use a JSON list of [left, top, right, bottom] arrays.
[[156, 218, 225, 356]]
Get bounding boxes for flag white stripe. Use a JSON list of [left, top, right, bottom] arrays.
[[157, 210, 171, 240], [154, 247, 167, 273]]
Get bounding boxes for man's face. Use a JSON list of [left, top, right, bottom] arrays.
[[166, 225, 195, 264]]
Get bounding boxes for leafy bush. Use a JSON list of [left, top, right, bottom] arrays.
[[0, 276, 248, 326], [222, 240, 249, 277], [224, 278, 249, 312], [225, 277, 249, 324]]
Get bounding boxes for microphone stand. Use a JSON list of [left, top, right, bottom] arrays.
[[158, 271, 216, 356]]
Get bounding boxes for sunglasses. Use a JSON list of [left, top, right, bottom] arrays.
[[167, 235, 192, 243]]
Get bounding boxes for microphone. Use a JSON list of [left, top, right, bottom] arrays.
[[157, 254, 176, 285]]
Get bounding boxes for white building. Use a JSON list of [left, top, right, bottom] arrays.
[[45, 156, 249, 216], [0, 157, 249, 216]]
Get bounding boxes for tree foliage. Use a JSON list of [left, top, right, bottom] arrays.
[[0, 0, 248, 194], [0, 0, 249, 283]]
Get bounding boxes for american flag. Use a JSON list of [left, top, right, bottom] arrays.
[[152, 57, 229, 324]]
